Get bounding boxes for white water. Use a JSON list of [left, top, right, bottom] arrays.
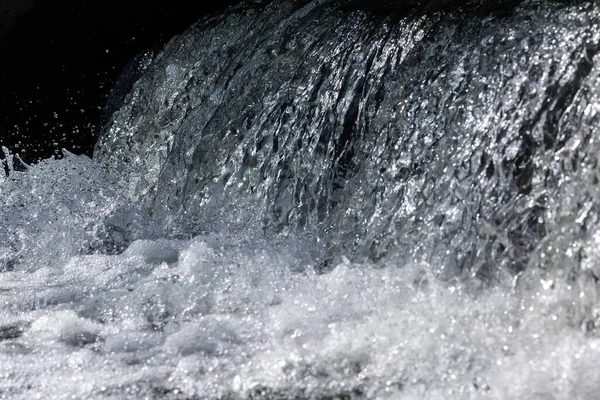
[[1, 153, 600, 399]]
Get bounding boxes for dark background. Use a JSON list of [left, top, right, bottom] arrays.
[[0, 0, 240, 163]]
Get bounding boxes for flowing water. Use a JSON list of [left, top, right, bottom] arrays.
[[3, 0, 600, 398]]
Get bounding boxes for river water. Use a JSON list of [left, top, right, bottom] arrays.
[[3, 0, 600, 398]]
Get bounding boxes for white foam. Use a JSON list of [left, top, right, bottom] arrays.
[[1, 155, 600, 399]]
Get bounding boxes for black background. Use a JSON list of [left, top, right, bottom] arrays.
[[0, 0, 240, 163]]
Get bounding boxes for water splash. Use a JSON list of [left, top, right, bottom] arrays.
[[3, 0, 600, 398], [2, 163, 599, 398]]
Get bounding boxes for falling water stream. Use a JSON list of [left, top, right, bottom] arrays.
[[3, 0, 600, 398]]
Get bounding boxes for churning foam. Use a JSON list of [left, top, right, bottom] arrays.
[[1, 154, 600, 399]]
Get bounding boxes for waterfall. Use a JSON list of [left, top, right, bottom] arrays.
[[2, 1, 600, 398], [98, 0, 600, 281]]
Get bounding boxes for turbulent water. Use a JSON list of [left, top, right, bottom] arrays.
[[4, 0, 600, 398]]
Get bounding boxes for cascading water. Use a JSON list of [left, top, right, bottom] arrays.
[[3, 0, 600, 398]]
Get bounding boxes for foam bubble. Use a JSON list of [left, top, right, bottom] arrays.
[[2, 156, 600, 399]]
